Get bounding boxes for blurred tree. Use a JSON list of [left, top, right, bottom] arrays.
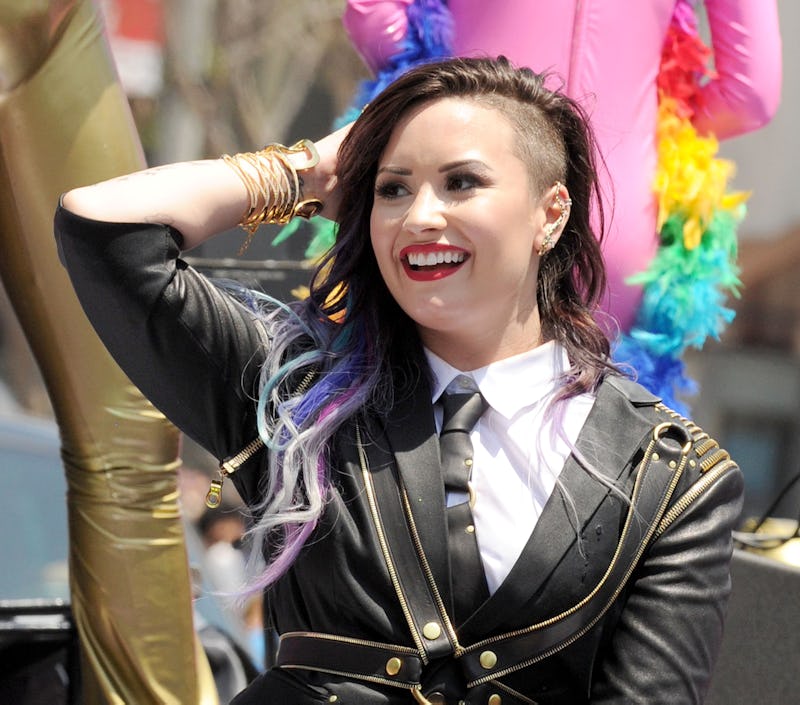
[[155, 0, 366, 163]]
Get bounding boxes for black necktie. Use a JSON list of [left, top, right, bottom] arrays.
[[439, 375, 489, 625]]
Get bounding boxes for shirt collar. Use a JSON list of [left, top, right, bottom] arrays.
[[424, 341, 571, 419]]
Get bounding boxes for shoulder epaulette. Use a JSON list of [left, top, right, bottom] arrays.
[[652, 403, 739, 538]]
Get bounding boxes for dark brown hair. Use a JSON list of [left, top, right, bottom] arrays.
[[309, 56, 613, 400]]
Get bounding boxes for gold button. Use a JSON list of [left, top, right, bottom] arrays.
[[652, 452, 660, 461], [423, 621, 442, 640], [328, 697, 338, 703], [488, 695, 502, 705], [669, 460, 677, 469], [385, 657, 402, 676], [465, 458, 473, 467], [479, 650, 498, 669], [466, 525, 475, 534]]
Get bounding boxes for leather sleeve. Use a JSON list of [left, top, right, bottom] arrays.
[[591, 450, 745, 704], [54, 204, 265, 462]]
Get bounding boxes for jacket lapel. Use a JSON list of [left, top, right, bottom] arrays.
[[461, 376, 660, 638], [377, 374, 453, 608]]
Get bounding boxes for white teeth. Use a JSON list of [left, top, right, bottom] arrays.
[[407, 251, 465, 267]]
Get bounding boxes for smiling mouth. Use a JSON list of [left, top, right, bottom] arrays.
[[405, 251, 466, 270], [400, 249, 468, 281]]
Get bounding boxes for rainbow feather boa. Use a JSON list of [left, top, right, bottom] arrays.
[[277, 0, 745, 414], [616, 0, 747, 412]]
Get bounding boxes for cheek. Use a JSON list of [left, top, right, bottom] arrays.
[[368, 222, 393, 281], [368, 215, 383, 257], [369, 210, 398, 258]]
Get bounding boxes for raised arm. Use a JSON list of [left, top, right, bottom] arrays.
[[62, 124, 349, 249], [693, 0, 782, 138]]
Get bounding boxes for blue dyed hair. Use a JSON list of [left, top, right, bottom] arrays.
[[245, 56, 615, 593]]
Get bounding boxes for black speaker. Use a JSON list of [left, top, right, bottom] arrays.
[[705, 549, 800, 704], [0, 600, 80, 705]]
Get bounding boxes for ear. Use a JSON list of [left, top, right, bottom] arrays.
[[535, 182, 572, 257]]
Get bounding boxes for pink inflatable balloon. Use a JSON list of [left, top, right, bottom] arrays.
[[344, 0, 781, 332]]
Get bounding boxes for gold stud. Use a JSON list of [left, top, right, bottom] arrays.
[[669, 460, 677, 469], [328, 697, 338, 703], [652, 452, 660, 461], [465, 458, 473, 467], [466, 525, 475, 534], [488, 695, 502, 705], [479, 650, 497, 669], [423, 622, 442, 640], [385, 657, 402, 676]]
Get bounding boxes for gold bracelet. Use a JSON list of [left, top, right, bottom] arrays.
[[222, 139, 324, 252]]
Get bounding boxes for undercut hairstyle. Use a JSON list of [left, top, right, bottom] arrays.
[[319, 55, 612, 398], [243, 56, 616, 591]]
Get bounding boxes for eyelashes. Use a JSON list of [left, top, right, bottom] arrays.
[[446, 172, 489, 191], [374, 171, 489, 200], [374, 182, 408, 199]]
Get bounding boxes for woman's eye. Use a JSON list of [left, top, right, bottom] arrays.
[[446, 173, 482, 192], [375, 181, 409, 199]]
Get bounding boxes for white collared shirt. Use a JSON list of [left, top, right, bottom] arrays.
[[426, 342, 596, 594]]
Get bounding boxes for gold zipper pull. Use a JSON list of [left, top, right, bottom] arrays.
[[410, 685, 433, 704], [205, 472, 224, 509]]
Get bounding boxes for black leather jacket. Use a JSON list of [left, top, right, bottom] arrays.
[[55, 205, 744, 704]]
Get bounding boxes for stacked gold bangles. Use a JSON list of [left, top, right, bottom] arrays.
[[222, 139, 323, 251]]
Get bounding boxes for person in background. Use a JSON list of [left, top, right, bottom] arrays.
[[196, 502, 267, 672]]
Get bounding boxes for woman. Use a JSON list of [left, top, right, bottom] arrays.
[[56, 57, 742, 704]]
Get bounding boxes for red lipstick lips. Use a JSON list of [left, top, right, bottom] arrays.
[[400, 244, 468, 281]]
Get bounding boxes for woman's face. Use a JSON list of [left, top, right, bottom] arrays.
[[370, 97, 558, 368]]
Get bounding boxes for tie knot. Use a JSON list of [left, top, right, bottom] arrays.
[[440, 375, 487, 434]]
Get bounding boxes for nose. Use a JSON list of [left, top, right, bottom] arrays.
[[402, 184, 447, 235]]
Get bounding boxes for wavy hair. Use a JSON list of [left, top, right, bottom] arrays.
[[245, 56, 614, 591]]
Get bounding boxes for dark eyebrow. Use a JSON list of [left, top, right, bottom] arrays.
[[376, 160, 491, 176], [439, 159, 491, 173], [376, 166, 411, 176]]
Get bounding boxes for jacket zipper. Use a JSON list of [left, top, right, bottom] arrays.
[[205, 366, 318, 508], [399, 486, 462, 654], [654, 460, 738, 539], [467, 431, 687, 685], [356, 423, 429, 662]]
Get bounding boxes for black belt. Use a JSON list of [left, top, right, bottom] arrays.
[[276, 631, 423, 689], [276, 632, 534, 704]]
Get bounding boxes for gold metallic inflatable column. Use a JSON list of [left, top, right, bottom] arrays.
[[0, 2, 217, 703]]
